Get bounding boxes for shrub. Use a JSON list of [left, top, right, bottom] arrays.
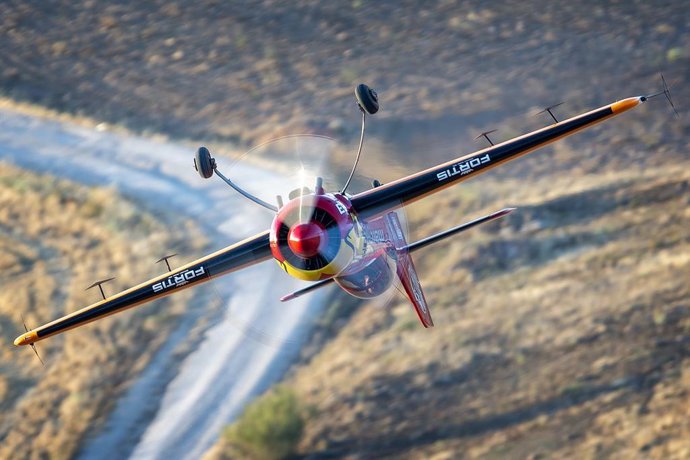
[[223, 386, 305, 460]]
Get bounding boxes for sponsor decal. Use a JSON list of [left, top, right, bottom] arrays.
[[437, 153, 491, 181], [364, 227, 386, 243], [153, 266, 206, 293], [410, 270, 427, 313], [335, 201, 348, 215]]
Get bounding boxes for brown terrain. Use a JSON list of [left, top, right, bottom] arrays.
[[0, 1, 689, 459], [0, 164, 205, 459]]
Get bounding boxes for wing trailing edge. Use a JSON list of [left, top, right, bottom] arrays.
[[15, 231, 272, 346]]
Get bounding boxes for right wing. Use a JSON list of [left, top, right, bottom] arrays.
[[349, 97, 642, 219], [14, 231, 272, 346]]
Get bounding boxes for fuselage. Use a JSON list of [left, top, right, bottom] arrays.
[[267, 97, 644, 300], [14, 96, 645, 347], [268, 189, 401, 298]]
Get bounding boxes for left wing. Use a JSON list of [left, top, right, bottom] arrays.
[[14, 231, 272, 347]]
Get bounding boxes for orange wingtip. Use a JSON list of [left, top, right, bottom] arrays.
[[14, 331, 38, 347], [611, 97, 641, 114]]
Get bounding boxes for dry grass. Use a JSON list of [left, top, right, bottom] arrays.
[[1, 1, 689, 458], [1, 0, 687, 156], [286, 160, 690, 459], [0, 163, 204, 460]]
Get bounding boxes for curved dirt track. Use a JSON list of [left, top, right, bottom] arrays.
[[0, 108, 325, 460]]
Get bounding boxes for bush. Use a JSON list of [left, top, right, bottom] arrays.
[[223, 386, 305, 460]]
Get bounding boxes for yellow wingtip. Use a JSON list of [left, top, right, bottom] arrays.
[[14, 331, 38, 347], [611, 97, 641, 114]]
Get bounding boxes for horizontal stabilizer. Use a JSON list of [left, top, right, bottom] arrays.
[[279, 208, 515, 305], [407, 208, 515, 253], [280, 278, 334, 302]]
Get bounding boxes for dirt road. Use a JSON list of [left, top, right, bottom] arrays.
[[0, 108, 325, 460]]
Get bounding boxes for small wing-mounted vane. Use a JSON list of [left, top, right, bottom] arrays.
[[156, 254, 177, 272], [85, 277, 116, 300], [475, 129, 498, 146], [536, 102, 566, 124]]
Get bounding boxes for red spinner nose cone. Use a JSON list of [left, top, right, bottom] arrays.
[[288, 222, 326, 258]]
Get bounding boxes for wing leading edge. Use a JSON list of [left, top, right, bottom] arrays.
[[349, 97, 643, 218], [14, 231, 272, 347]]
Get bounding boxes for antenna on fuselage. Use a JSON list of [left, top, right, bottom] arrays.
[[193, 147, 278, 212], [341, 83, 379, 195]]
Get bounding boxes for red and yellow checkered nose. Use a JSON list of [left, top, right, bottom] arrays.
[[288, 222, 327, 258]]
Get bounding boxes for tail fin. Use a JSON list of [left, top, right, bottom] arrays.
[[394, 208, 515, 327], [384, 212, 434, 327], [396, 249, 434, 327]]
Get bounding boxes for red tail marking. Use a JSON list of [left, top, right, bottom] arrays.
[[385, 212, 434, 327]]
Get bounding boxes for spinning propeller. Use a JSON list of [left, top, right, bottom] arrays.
[[191, 85, 408, 346]]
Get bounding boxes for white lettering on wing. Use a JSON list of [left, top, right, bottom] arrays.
[[152, 266, 206, 293]]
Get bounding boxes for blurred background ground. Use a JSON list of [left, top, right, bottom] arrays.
[[0, 1, 689, 459]]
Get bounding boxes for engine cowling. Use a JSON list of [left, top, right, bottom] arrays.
[[270, 193, 364, 281]]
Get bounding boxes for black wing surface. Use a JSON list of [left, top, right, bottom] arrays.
[[15, 231, 272, 346], [350, 97, 642, 219]]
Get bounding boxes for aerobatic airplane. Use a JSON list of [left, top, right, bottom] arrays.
[[14, 77, 678, 362]]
